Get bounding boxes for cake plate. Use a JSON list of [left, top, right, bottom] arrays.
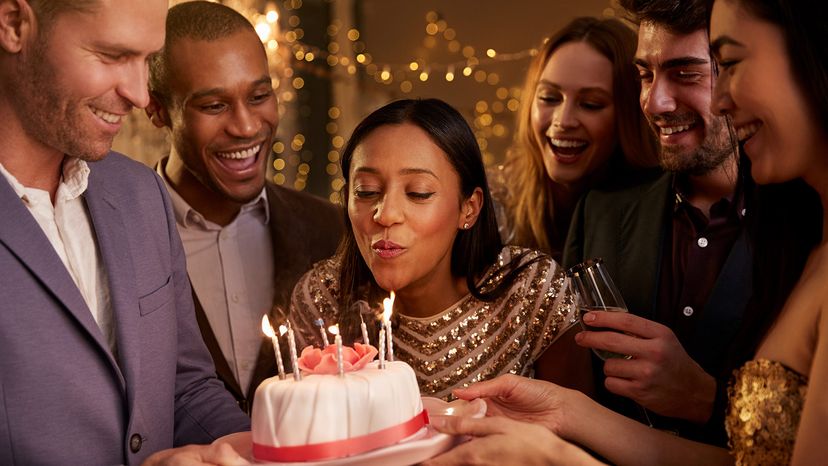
[[252, 397, 487, 466]]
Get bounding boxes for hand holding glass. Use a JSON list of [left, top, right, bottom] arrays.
[[567, 258, 631, 360]]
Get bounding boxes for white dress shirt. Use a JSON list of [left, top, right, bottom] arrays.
[[0, 158, 115, 356], [159, 167, 275, 392]]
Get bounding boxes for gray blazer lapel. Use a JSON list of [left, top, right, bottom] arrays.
[[84, 171, 135, 394], [0, 176, 116, 360]]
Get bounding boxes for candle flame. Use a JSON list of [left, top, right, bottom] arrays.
[[261, 315, 275, 338], [382, 291, 395, 323], [328, 324, 340, 336], [279, 324, 288, 336]]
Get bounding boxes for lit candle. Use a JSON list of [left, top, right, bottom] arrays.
[[286, 321, 301, 381], [315, 318, 330, 347], [261, 315, 285, 380], [378, 327, 386, 369], [360, 313, 370, 346], [329, 325, 344, 377], [382, 291, 395, 362]]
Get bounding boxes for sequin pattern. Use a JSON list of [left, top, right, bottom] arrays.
[[289, 246, 576, 400], [726, 359, 807, 466]]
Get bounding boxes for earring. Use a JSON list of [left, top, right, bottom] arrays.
[[463, 222, 470, 230]]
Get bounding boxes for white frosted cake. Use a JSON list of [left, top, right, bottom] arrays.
[[251, 343, 426, 462]]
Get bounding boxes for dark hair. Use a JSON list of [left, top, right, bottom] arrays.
[[619, 0, 711, 34], [337, 99, 533, 338], [718, 0, 826, 367], [507, 17, 658, 254], [148, 1, 257, 107]]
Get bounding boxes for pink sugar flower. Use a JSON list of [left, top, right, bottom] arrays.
[[297, 342, 378, 374]]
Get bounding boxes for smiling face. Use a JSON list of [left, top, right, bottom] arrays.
[[710, 0, 826, 185], [164, 29, 277, 208], [347, 123, 473, 296], [531, 41, 617, 189], [9, 0, 166, 160], [635, 22, 732, 175]]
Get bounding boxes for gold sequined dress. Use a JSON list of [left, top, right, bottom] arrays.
[[289, 246, 576, 400], [726, 359, 808, 465]]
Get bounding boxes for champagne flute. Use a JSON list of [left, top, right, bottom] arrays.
[[567, 258, 631, 360], [567, 258, 653, 426]]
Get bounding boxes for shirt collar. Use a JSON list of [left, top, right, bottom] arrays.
[[671, 173, 746, 220], [0, 156, 89, 203], [156, 156, 269, 229]]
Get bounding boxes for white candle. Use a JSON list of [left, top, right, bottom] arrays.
[[378, 327, 386, 369], [287, 321, 301, 381], [360, 314, 370, 346], [261, 316, 285, 380], [383, 292, 395, 362], [315, 318, 330, 347], [329, 325, 344, 378]]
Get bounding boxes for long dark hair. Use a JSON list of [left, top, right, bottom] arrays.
[[337, 99, 534, 340], [716, 0, 826, 367]]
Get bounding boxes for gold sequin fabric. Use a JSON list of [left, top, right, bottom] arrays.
[[726, 359, 808, 466], [289, 246, 576, 400]]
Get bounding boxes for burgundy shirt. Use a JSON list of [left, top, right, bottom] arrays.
[[656, 177, 745, 348]]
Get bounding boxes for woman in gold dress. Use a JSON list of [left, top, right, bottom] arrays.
[[289, 98, 593, 400], [426, 1, 828, 465]]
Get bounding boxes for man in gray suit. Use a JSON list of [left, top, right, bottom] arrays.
[[146, 2, 343, 414], [564, 0, 748, 445], [0, 0, 250, 464]]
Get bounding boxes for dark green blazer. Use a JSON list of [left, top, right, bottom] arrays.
[[563, 170, 752, 445]]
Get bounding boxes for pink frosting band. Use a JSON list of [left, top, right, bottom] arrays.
[[252, 409, 430, 462]]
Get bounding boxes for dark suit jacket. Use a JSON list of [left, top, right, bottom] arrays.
[[0, 153, 249, 465], [189, 183, 344, 413], [563, 170, 752, 444]]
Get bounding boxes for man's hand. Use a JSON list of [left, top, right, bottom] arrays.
[[141, 432, 251, 466], [575, 311, 716, 423], [423, 415, 603, 466]]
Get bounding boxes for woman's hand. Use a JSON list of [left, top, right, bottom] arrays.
[[423, 415, 603, 466], [451, 374, 575, 435]]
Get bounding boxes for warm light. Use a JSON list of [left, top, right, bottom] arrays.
[[255, 22, 272, 42], [445, 70, 455, 82], [419, 71, 429, 81], [328, 324, 340, 336], [262, 315, 275, 338], [409, 61, 419, 71], [279, 325, 288, 336], [266, 10, 279, 23], [380, 67, 391, 81], [383, 291, 395, 323], [462, 66, 473, 77], [486, 48, 496, 58]]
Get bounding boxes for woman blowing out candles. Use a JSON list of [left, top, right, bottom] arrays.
[[289, 98, 593, 400]]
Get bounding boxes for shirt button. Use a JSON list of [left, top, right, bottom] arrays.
[[682, 306, 694, 317], [697, 237, 709, 248], [129, 433, 143, 453]]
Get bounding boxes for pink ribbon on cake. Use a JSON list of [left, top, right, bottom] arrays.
[[252, 410, 430, 462]]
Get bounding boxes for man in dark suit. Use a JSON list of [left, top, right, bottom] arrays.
[[563, 0, 749, 445], [146, 1, 344, 414], [0, 0, 251, 464]]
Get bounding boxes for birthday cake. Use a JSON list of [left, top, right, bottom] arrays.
[[251, 343, 427, 462]]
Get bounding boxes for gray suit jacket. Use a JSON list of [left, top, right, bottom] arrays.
[[0, 153, 249, 465]]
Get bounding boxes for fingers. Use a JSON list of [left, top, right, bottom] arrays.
[[575, 329, 645, 359], [430, 414, 507, 437], [451, 373, 523, 400], [581, 311, 665, 339]]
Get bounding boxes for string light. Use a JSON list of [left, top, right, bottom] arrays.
[[238, 1, 543, 197]]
